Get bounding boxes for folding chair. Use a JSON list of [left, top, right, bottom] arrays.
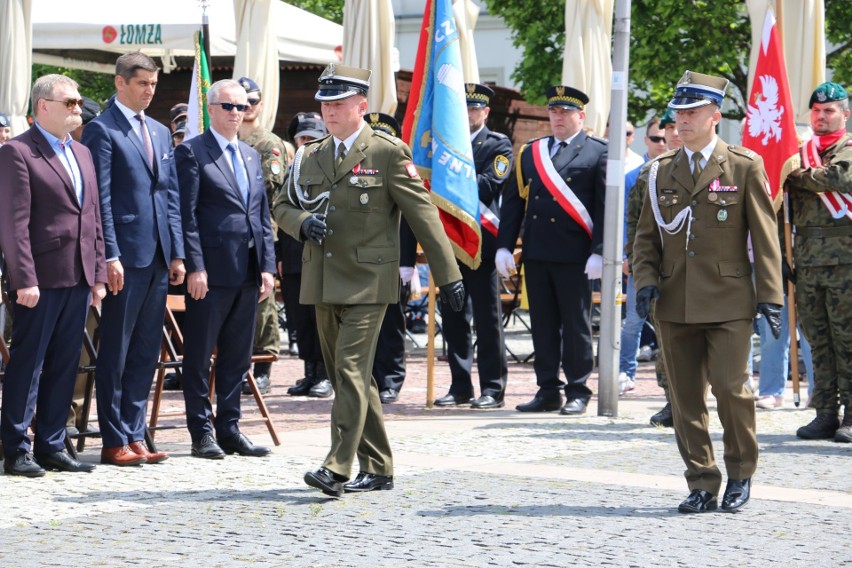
[[148, 295, 281, 446]]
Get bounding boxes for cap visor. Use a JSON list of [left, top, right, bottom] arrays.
[[294, 129, 325, 139], [667, 97, 713, 110]]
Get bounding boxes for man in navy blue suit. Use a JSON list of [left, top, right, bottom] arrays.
[[175, 79, 276, 459], [82, 52, 186, 466]]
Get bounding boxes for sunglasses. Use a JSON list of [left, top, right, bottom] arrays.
[[625, 131, 634, 137], [648, 135, 666, 143], [45, 98, 84, 110], [247, 98, 261, 106], [212, 102, 250, 112]]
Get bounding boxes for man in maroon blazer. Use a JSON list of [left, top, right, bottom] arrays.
[[0, 74, 107, 477]]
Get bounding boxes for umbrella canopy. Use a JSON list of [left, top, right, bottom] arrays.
[[341, 0, 397, 115], [0, 0, 32, 136], [453, 0, 480, 83], [561, 0, 614, 137], [233, 0, 279, 130], [31, 0, 342, 69]]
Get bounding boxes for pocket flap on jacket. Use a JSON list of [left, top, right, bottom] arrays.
[[718, 261, 751, 278], [356, 246, 399, 264]]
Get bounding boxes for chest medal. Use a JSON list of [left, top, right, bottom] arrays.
[[717, 208, 728, 222], [360, 193, 369, 205]]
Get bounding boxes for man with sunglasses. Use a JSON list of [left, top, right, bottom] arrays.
[[0, 74, 107, 476], [175, 79, 276, 460], [81, 52, 185, 467], [236, 76, 288, 396]]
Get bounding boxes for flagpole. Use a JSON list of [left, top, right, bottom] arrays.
[[200, 0, 212, 72]]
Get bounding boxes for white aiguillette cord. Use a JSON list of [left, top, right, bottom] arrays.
[[648, 160, 693, 250], [288, 144, 331, 216]]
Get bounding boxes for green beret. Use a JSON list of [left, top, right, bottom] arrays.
[[809, 82, 848, 108], [659, 108, 676, 128]]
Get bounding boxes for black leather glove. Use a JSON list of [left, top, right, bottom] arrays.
[[782, 259, 796, 286], [635, 285, 659, 319], [439, 280, 465, 312], [757, 303, 783, 340], [300, 215, 328, 245]]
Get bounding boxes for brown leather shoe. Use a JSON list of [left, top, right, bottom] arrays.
[[128, 441, 169, 464], [101, 445, 147, 466]]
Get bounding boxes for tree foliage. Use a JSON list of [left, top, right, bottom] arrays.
[[287, 0, 345, 24], [31, 64, 116, 108], [486, 0, 852, 124]]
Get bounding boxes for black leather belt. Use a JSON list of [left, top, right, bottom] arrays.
[[795, 225, 852, 238]]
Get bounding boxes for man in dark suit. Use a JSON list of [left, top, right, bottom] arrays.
[[496, 85, 607, 416], [81, 52, 185, 466], [175, 79, 276, 459], [435, 84, 511, 409], [0, 74, 107, 476], [274, 64, 464, 496]]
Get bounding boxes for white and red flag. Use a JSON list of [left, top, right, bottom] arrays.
[[742, 9, 799, 203]]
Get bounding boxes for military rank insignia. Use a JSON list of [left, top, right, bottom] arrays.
[[493, 155, 510, 178], [269, 161, 282, 175], [405, 162, 419, 178]]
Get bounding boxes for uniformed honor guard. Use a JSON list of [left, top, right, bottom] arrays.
[[273, 64, 464, 496], [237, 76, 288, 395], [786, 82, 852, 443], [632, 71, 783, 513], [496, 85, 606, 416], [433, 83, 511, 409]]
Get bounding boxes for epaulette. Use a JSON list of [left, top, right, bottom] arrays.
[[652, 148, 679, 163], [486, 130, 509, 140], [587, 135, 608, 145], [373, 129, 400, 145], [728, 145, 758, 160], [526, 135, 550, 145], [304, 135, 331, 156]]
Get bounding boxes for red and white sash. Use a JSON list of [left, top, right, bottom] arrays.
[[479, 201, 499, 237], [531, 138, 593, 238], [800, 137, 852, 221]]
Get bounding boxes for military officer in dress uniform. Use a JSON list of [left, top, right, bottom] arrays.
[[363, 113, 418, 404], [496, 85, 606, 416], [273, 64, 464, 496], [786, 82, 852, 443], [434, 84, 511, 409], [632, 71, 783, 513], [237, 76, 288, 395]]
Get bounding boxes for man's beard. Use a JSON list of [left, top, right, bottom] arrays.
[[65, 115, 83, 131]]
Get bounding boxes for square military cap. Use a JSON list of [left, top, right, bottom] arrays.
[[315, 63, 371, 102], [668, 71, 729, 110], [546, 85, 589, 110], [465, 83, 494, 108]]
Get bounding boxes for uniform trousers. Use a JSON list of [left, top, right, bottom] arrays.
[[795, 264, 852, 413], [524, 260, 593, 400], [441, 259, 507, 398], [657, 318, 757, 495], [1, 282, 90, 457], [315, 303, 392, 478]]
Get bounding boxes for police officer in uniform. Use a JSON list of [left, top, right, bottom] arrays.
[[363, 113, 418, 404], [496, 85, 606, 416], [434, 84, 511, 409], [632, 71, 783, 513], [273, 64, 464, 496], [786, 82, 852, 443], [237, 76, 288, 395]]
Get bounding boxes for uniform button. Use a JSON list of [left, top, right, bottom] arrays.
[[688, 251, 695, 257], [535, 195, 540, 200], [691, 200, 698, 206], [689, 234, 695, 241], [328, 206, 336, 212], [331, 183, 338, 189], [553, 197, 557, 202], [566, 177, 572, 183], [532, 215, 538, 220], [550, 218, 556, 223], [377, 257, 383, 262], [736, 269, 741, 276], [326, 252, 332, 258], [327, 229, 333, 236]]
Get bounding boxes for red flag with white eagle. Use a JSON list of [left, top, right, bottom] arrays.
[[742, 9, 799, 203]]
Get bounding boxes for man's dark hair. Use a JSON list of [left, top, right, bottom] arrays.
[[115, 52, 158, 82]]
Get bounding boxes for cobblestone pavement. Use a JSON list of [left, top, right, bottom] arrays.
[[1, 323, 850, 567]]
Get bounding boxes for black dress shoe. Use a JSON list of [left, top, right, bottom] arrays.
[[379, 389, 399, 404], [309, 379, 333, 398], [163, 372, 181, 391], [434, 392, 473, 406], [191, 433, 226, 460], [471, 395, 505, 409], [678, 489, 718, 513], [343, 471, 394, 492], [304, 467, 346, 497], [219, 433, 271, 457], [4, 453, 46, 477], [287, 377, 314, 396], [560, 398, 588, 415], [721, 478, 751, 512], [35, 451, 96, 473], [516, 391, 562, 412], [650, 402, 674, 427]]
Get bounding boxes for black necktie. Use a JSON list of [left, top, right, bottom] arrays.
[[552, 140, 567, 159], [134, 114, 154, 169]]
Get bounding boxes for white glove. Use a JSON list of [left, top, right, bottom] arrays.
[[495, 248, 516, 279], [399, 266, 415, 285], [584, 253, 603, 280]]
